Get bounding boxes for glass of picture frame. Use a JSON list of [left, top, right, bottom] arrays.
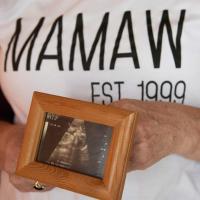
[[16, 92, 137, 200]]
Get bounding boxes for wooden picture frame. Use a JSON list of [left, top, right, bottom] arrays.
[[16, 92, 137, 200]]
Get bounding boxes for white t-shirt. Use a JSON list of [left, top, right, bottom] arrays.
[[0, 0, 200, 199]]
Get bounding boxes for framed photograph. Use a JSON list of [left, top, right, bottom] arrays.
[[16, 92, 137, 200]]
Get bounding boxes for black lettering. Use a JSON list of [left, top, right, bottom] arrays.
[[69, 13, 109, 71], [146, 10, 185, 68], [110, 11, 140, 69], [91, 82, 101, 103], [137, 81, 144, 101], [174, 80, 186, 103], [36, 16, 63, 71], [146, 80, 158, 100], [4, 17, 44, 71], [114, 81, 124, 100], [102, 82, 113, 104], [160, 81, 173, 102]]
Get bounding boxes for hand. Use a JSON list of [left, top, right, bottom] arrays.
[[111, 99, 200, 170], [9, 174, 52, 192], [1, 123, 53, 192]]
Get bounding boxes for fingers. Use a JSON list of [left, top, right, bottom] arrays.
[[9, 174, 53, 192]]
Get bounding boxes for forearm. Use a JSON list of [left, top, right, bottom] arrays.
[[0, 121, 53, 192], [0, 121, 24, 173], [174, 104, 200, 162], [181, 116, 200, 162], [0, 121, 13, 170], [112, 99, 200, 171]]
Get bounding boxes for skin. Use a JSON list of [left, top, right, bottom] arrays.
[[0, 99, 200, 191], [0, 122, 52, 192], [112, 99, 200, 170]]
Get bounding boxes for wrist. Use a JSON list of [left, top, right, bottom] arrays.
[[0, 122, 24, 173], [176, 117, 200, 161], [0, 121, 13, 170], [4, 124, 24, 173]]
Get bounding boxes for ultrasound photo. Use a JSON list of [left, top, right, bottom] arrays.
[[37, 112, 113, 179]]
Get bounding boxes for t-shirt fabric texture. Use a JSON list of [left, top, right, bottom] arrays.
[[0, 0, 200, 199]]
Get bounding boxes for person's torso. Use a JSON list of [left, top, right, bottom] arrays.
[[1, 1, 200, 200], [1, 0, 200, 123]]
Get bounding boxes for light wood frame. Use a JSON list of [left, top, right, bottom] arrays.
[[16, 92, 137, 200]]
